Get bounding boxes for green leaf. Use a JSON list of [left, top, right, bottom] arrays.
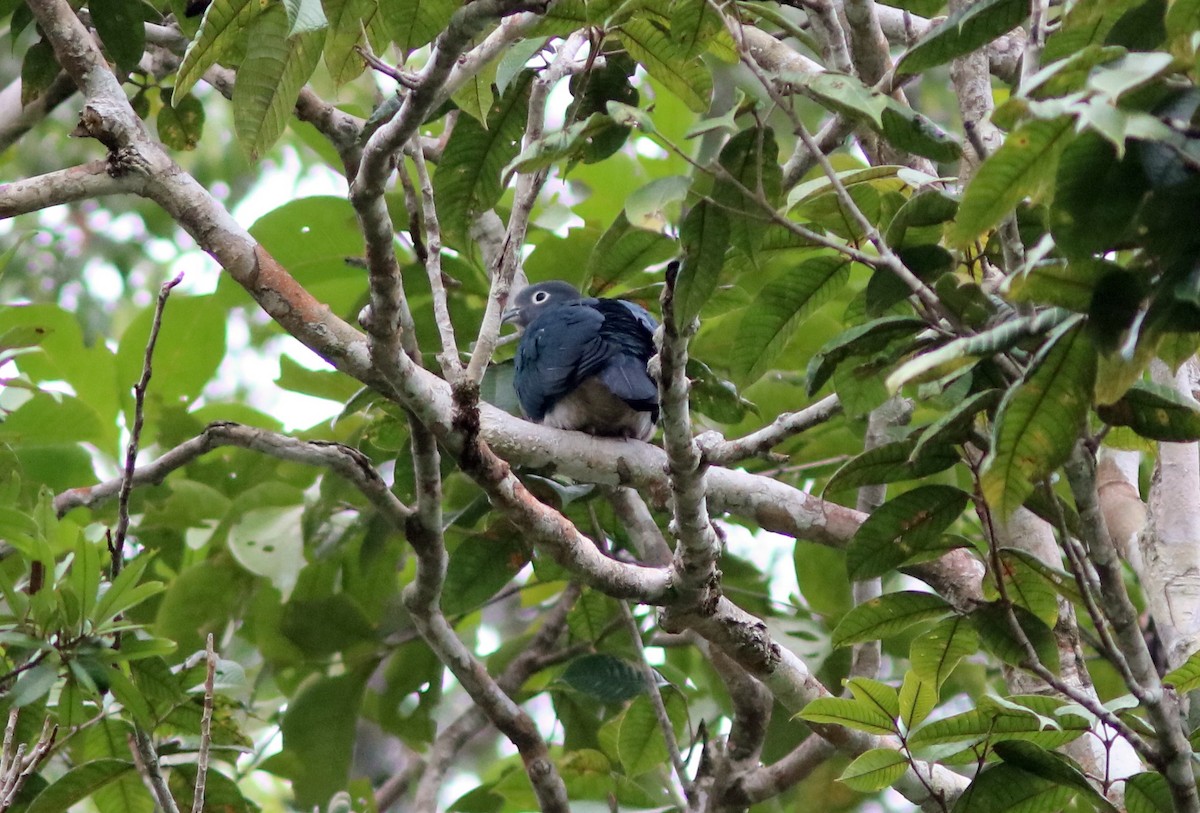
[[11, 660, 58, 707], [838, 748, 909, 792], [279, 673, 367, 809], [995, 550, 1072, 627], [714, 126, 782, 254], [157, 91, 205, 150], [887, 309, 1071, 392], [910, 616, 979, 688], [441, 534, 528, 615], [899, 671, 938, 731], [910, 390, 1002, 462], [880, 102, 964, 162], [381, 0, 457, 53], [175, 0, 263, 100], [1125, 772, 1173, 813], [732, 255, 852, 384], [846, 677, 901, 719], [433, 72, 532, 246], [284, 0, 327, 34], [228, 506, 306, 598], [1163, 648, 1200, 693], [620, 18, 712, 113], [91, 0, 145, 73], [322, 0, 374, 83], [981, 320, 1096, 517], [26, 759, 136, 813], [281, 595, 378, 656], [617, 693, 683, 776], [1097, 381, 1200, 441], [948, 117, 1074, 246], [93, 554, 155, 626], [846, 486, 971, 580], [971, 602, 1061, 673], [505, 112, 615, 174], [583, 212, 677, 295], [20, 40, 60, 108], [1051, 131, 1147, 257], [798, 696, 896, 735], [908, 695, 1089, 753], [233, 6, 324, 159], [805, 72, 888, 128], [560, 654, 645, 702], [807, 316, 926, 394], [897, 0, 1028, 75], [991, 741, 1112, 805], [832, 591, 953, 646], [671, 0, 722, 57], [673, 200, 731, 325], [950, 763, 1075, 813], [69, 535, 101, 628], [825, 438, 959, 493]]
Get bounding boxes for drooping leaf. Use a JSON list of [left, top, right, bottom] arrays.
[[26, 759, 137, 813], [880, 102, 964, 162], [232, 5, 325, 159], [714, 126, 782, 254], [826, 437, 959, 493], [981, 320, 1096, 517], [175, 0, 263, 100], [1163, 648, 1200, 693], [433, 72, 532, 246], [283, 0, 327, 35], [673, 200, 730, 325], [277, 673, 367, 809], [441, 534, 529, 616], [732, 255, 852, 384], [808, 316, 927, 394], [157, 91, 206, 150], [991, 741, 1112, 805], [322, 0, 374, 84], [971, 602, 1061, 673], [20, 40, 60, 108], [380, 0, 456, 53], [619, 18, 712, 113], [949, 117, 1074, 246]]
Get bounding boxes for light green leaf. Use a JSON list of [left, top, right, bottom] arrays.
[[1125, 772, 1173, 813], [233, 6, 324, 159], [838, 748, 909, 792], [227, 506, 306, 599], [910, 616, 980, 688], [157, 91, 205, 150], [908, 695, 1089, 753], [624, 175, 689, 232], [380, 0, 456, 52], [981, 320, 1096, 517], [284, 0, 327, 35], [175, 0, 263, 100], [322, 0, 374, 84], [798, 696, 896, 735], [620, 19, 712, 113], [1163, 648, 1200, 694], [833, 591, 953, 647], [732, 255, 852, 384], [899, 671, 938, 731], [583, 212, 677, 294], [805, 72, 888, 128]]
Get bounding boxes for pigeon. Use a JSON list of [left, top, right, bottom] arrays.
[[501, 281, 659, 441]]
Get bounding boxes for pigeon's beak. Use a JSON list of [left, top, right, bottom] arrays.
[[500, 306, 520, 326]]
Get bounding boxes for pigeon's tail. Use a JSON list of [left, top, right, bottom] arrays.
[[600, 355, 659, 415]]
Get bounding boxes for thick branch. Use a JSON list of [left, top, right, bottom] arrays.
[[0, 161, 141, 218]]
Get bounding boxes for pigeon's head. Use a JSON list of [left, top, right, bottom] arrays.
[[501, 280, 583, 329]]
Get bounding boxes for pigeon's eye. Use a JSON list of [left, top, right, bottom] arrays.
[[532, 290, 550, 304]]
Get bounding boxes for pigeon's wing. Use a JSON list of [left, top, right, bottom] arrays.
[[514, 304, 610, 421], [592, 299, 659, 415]]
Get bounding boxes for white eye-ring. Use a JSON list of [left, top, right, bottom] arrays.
[[532, 290, 550, 304]]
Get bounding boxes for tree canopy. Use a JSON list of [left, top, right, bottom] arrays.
[[3, 0, 1200, 811]]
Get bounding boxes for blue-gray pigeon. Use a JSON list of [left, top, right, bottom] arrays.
[[501, 281, 659, 441]]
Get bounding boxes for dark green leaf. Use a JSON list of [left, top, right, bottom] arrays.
[[26, 759, 136, 813], [826, 437, 959, 493], [441, 534, 528, 616], [619, 19, 712, 113], [981, 320, 1096, 517], [1125, 772, 1174, 813], [381, 0, 456, 52], [20, 40, 60, 108], [157, 92, 205, 150], [1097, 381, 1200, 441], [897, 0, 1028, 75], [91, 0, 145, 73], [673, 201, 730, 324], [846, 486, 971, 580], [950, 763, 1075, 813], [880, 103, 964, 162], [559, 654, 644, 702], [807, 316, 926, 394], [971, 602, 1061, 673], [832, 591, 952, 646]]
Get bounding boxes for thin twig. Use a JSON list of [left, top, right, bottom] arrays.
[[191, 633, 216, 813], [112, 272, 184, 575], [129, 727, 181, 813]]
